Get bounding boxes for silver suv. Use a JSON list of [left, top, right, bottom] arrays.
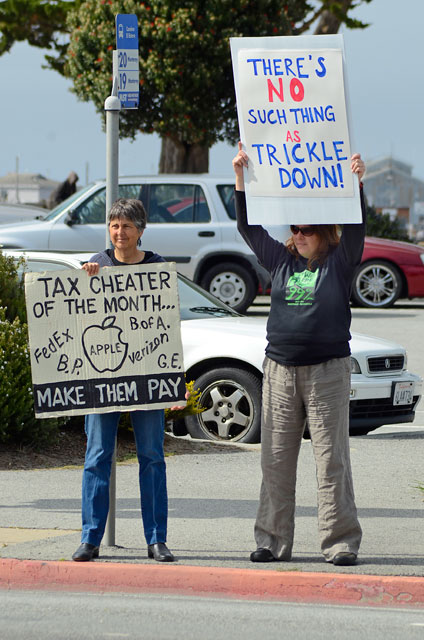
[[0, 175, 271, 312]]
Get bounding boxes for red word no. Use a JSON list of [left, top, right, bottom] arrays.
[[267, 77, 304, 103]]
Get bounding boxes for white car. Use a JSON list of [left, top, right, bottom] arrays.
[[0, 176, 277, 313], [179, 307, 422, 442], [5, 250, 423, 443], [0, 203, 46, 225]]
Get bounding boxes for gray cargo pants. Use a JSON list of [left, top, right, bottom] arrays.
[[255, 356, 362, 561]]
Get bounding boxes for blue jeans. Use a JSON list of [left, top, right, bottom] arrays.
[[81, 409, 167, 547]]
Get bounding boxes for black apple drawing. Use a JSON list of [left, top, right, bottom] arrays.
[[82, 316, 129, 373]]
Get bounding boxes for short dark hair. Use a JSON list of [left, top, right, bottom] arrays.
[[107, 198, 147, 232]]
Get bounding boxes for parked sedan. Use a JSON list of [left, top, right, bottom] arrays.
[[5, 250, 422, 443], [0, 203, 45, 225], [179, 304, 422, 442], [352, 236, 424, 308]]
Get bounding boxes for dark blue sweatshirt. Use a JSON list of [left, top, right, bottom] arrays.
[[89, 249, 165, 267], [235, 190, 366, 366]]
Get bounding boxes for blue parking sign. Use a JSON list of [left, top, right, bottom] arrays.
[[116, 14, 138, 49], [115, 14, 139, 109]]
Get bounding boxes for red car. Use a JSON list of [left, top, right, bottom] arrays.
[[352, 237, 424, 308]]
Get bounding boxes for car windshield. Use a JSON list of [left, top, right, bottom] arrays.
[[177, 274, 240, 320], [43, 185, 96, 221]]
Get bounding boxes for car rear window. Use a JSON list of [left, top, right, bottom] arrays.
[[146, 184, 211, 223], [217, 184, 236, 220], [74, 184, 142, 224]]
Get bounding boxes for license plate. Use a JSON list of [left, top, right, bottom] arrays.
[[393, 382, 414, 406]]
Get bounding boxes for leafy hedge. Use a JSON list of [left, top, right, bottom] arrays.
[[0, 307, 61, 446], [0, 251, 27, 323], [0, 252, 62, 447]]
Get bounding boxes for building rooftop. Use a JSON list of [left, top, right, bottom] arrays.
[[0, 172, 59, 189]]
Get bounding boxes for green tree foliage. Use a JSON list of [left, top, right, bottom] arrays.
[[314, 0, 372, 34], [0, 0, 82, 74], [0, 253, 63, 447], [65, 1, 372, 171], [0, 1, 371, 71], [66, 1, 314, 149], [365, 204, 411, 242], [0, 1, 372, 171]]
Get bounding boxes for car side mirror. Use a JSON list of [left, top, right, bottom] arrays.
[[64, 210, 79, 227]]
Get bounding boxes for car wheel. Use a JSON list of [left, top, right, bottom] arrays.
[[200, 262, 257, 313], [352, 261, 402, 308], [185, 367, 262, 443]]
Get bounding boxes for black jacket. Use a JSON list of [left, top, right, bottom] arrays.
[[235, 190, 366, 366]]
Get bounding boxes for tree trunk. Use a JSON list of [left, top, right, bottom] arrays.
[[314, 0, 354, 34], [159, 137, 209, 173]]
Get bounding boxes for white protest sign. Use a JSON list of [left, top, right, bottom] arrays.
[[25, 263, 186, 418], [231, 34, 362, 225]]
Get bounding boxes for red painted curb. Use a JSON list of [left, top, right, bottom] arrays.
[[1, 558, 424, 607]]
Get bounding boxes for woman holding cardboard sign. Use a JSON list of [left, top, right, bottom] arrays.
[[232, 142, 366, 566], [72, 198, 176, 563]]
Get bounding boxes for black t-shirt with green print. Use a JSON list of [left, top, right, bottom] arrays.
[[235, 189, 366, 366]]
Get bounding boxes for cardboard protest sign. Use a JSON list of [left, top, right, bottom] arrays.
[[231, 34, 362, 225], [25, 263, 186, 418]]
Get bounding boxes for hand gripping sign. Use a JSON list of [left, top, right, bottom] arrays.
[[230, 34, 362, 225], [24, 263, 186, 418]]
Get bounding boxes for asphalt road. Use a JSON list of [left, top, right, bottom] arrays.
[[1, 591, 424, 640]]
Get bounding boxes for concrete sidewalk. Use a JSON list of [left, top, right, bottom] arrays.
[[1, 433, 423, 606]]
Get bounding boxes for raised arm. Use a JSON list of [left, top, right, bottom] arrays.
[[232, 142, 288, 273], [351, 153, 366, 183], [339, 153, 367, 268], [232, 141, 248, 192]]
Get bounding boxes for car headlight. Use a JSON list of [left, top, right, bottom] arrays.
[[420, 253, 424, 266], [350, 357, 361, 374]]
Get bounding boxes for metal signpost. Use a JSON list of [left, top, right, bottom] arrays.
[[104, 14, 139, 547]]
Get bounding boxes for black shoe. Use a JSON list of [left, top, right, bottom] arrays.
[[250, 548, 276, 563], [72, 543, 100, 562], [147, 542, 175, 562], [332, 552, 357, 566]]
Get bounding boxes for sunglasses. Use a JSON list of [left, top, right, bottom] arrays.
[[290, 225, 316, 237]]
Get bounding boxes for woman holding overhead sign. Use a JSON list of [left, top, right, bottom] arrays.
[[232, 142, 366, 566]]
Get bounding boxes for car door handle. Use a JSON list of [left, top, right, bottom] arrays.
[[198, 231, 215, 237]]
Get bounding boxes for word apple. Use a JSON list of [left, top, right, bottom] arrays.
[[82, 316, 128, 373]]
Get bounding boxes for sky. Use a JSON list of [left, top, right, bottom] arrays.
[[0, 0, 422, 185]]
